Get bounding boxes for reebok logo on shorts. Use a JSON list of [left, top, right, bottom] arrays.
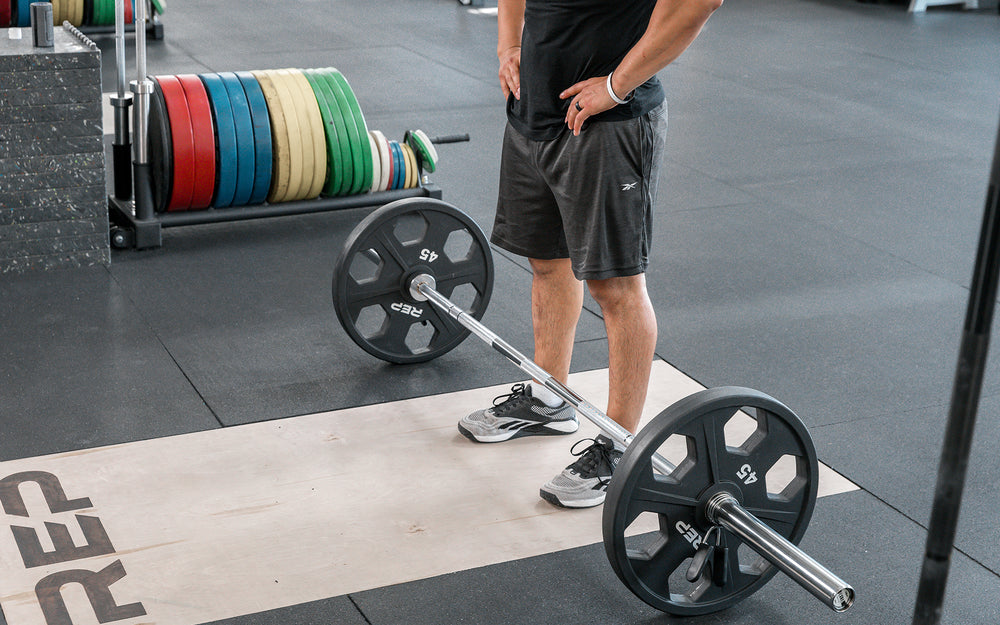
[[620, 182, 638, 191]]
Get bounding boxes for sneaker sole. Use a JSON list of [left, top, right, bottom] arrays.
[[457, 419, 579, 443], [539, 488, 606, 509]]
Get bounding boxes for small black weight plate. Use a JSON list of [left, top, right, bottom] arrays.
[[333, 197, 494, 364], [602, 387, 819, 616], [148, 77, 173, 214]]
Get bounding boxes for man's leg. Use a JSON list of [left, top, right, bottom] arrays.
[[537, 272, 656, 508], [586, 273, 657, 434], [529, 257, 584, 385], [455, 260, 582, 444]]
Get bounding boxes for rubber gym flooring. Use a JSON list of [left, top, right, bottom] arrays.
[[1, 0, 999, 623]]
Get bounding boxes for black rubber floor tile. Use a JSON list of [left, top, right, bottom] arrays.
[[644, 201, 987, 427], [0, 265, 219, 460], [745, 157, 993, 288], [815, 392, 1000, 574]]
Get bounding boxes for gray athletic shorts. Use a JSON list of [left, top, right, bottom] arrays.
[[491, 102, 667, 281]]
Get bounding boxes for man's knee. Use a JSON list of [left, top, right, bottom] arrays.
[[529, 257, 575, 280], [587, 274, 646, 309]]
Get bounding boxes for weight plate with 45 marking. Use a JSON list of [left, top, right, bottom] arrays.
[[332, 198, 494, 364], [602, 387, 820, 615]]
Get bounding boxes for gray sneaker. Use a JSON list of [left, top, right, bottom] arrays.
[[458, 383, 578, 443], [539, 435, 623, 508]]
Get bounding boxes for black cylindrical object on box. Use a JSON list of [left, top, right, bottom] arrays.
[[30, 2, 53, 47]]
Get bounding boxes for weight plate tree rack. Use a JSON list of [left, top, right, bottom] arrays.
[[332, 197, 856, 615], [106, 3, 461, 250]]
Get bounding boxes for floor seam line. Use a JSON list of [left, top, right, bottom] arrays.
[[105, 267, 226, 429], [347, 595, 374, 625]]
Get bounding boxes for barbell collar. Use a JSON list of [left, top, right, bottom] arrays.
[[707, 493, 855, 612]]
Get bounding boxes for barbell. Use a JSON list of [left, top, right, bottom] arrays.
[[331, 197, 855, 615]]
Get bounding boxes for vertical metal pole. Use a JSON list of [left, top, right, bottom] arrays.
[[129, 0, 155, 222], [115, 1, 125, 91], [912, 110, 1000, 625], [110, 0, 133, 199]]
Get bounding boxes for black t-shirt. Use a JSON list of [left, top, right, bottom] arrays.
[[508, 0, 666, 141]]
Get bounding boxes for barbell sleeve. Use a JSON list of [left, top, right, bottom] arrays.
[[707, 493, 855, 612], [429, 133, 470, 144]]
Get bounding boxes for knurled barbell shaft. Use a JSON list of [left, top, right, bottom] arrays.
[[707, 493, 855, 612], [413, 274, 854, 612]]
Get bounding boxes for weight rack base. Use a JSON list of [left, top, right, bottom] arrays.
[[108, 183, 442, 249]]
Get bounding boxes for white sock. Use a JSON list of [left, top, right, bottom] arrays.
[[529, 382, 564, 408]]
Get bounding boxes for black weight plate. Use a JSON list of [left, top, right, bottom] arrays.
[[148, 77, 172, 214], [333, 197, 494, 364], [602, 387, 819, 616]]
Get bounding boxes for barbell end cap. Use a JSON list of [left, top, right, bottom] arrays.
[[831, 587, 855, 612], [409, 273, 435, 301]]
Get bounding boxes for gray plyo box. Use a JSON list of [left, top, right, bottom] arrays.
[[0, 26, 107, 275]]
